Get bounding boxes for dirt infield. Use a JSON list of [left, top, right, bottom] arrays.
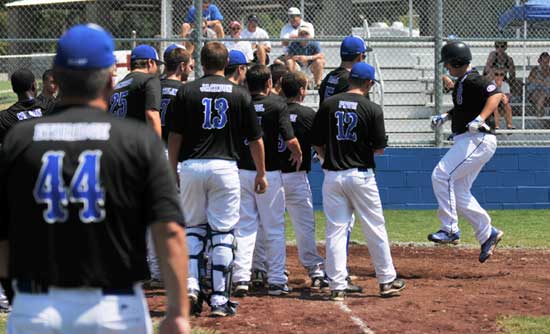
[[146, 245, 550, 334]]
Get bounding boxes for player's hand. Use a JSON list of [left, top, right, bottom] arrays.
[[289, 151, 303, 172], [254, 174, 268, 194], [430, 113, 449, 130], [158, 315, 191, 334], [467, 115, 490, 133]]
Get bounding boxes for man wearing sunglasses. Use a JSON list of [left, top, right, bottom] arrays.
[[280, 7, 315, 49], [484, 41, 516, 81], [225, 21, 254, 63]]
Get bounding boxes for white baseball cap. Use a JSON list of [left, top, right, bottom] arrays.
[[288, 7, 301, 16]]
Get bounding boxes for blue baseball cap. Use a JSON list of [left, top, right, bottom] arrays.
[[228, 49, 250, 66], [131, 44, 163, 64], [54, 24, 115, 69], [340, 36, 372, 57], [350, 62, 378, 82], [163, 43, 185, 61]]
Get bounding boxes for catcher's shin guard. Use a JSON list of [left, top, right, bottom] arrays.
[[186, 225, 208, 315], [209, 229, 238, 308]]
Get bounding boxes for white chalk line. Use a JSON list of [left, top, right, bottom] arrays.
[[336, 301, 375, 334]]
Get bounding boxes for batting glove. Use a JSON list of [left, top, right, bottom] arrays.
[[430, 113, 449, 130], [467, 115, 490, 133]]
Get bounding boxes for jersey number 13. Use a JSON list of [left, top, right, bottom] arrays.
[[33, 150, 106, 224]]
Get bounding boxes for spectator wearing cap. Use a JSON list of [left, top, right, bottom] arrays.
[[285, 25, 325, 89], [241, 14, 271, 65], [181, 0, 224, 39], [225, 21, 254, 63], [184, 21, 217, 56], [527, 51, 550, 117], [319, 35, 372, 104], [225, 49, 250, 86], [109, 44, 163, 137], [280, 7, 315, 48]]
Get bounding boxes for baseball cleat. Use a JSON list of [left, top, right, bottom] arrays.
[[311, 276, 329, 291], [345, 276, 363, 293], [267, 283, 292, 296], [233, 281, 250, 297], [379, 278, 406, 298], [251, 269, 267, 288], [210, 301, 238, 317], [427, 230, 460, 244], [479, 227, 504, 263], [329, 290, 346, 301], [188, 289, 202, 316]]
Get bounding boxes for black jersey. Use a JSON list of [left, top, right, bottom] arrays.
[[280, 103, 316, 173], [238, 94, 295, 171], [0, 99, 49, 142], [449, 70, 499, 135], [160, 78, 183, 142], [109, 71, 161, 122], [167, 74, 262, 161], [319, 67, 350, 104], [35, 94, 57, 109], [0, 106, 182, 288], [311, 92, 386, 171]]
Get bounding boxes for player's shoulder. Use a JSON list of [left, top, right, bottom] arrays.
[[161, 78, 183, 89], [289, 103, 315, 116]]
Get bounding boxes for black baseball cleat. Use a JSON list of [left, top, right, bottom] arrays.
[[188, 289, 202, 316], [345, 276, 363, 293], [311, 276, 329, 291], [379, 278, 406, 298], [210, 300, 238, 317]]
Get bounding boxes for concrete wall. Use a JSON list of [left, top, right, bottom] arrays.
[[308, 147, 550, 210]]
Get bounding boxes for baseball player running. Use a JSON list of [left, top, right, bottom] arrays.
[[279, 71, 327, 289], [429, 41, 504, 262], [109, 44, 162, 137], [0, 24, 190, 334], [167, 42, 266, 317], [232, 64, 302, 297], [311, 62, 405, 301]]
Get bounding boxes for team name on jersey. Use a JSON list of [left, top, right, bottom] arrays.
[[254, 104, 265, 112], [327, 75, 340, 85], [16, 108, 43, 121], [33, 123, 111, 141], [114, 78, 133, 90], [199, 84, 233, 93], [162, 87, 179, 96], [290, 114, 298, 122], [338, 101, 358, 110]]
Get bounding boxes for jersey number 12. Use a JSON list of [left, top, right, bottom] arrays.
[[335, 111, 358, 142], [33, 150, 106, 224]]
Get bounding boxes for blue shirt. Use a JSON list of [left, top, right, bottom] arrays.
[[185, 4, 223, 23], [287, 41, 321, 56]]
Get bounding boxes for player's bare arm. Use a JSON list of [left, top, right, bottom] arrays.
[[167, 132, 183, 181], [479, 93, 503, 121], [152, 221, 191, 334], [146, 109, 162, 137], [248, 138, 268, 194], [285, 137, 303, 171]]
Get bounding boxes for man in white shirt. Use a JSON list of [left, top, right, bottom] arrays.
[[280, 7, 315, 48], [241, 14, 271, 65], [225, 21, 254, 62]]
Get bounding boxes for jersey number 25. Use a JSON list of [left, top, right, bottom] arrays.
[[33, 150, 106, 224]]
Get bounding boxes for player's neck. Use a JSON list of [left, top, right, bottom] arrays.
[[204, 69, 225, 77], [166, 72, 181, 81], [340, 61, 354, 70], [132, 68, 151, 75], [58, 96, 108, 111], [17, 92, 34, 102], [287, 96, 303, 104], [348, 87, 368, 96]]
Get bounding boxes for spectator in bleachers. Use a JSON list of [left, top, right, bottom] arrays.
[[225, 21, 254, 63], [225, 50, 250, 86], [484, 41, 522, 96], [181, 0, 224, 39], [285, 25, 325, 89], [527, 51, 550, 117], [269, 63, 288, 96], [36, 69, 57, 107], [280, 7, 315, 48], [491, 68, 514, 129], [241, 14, 271, 65], [184, 20, 217, 56]]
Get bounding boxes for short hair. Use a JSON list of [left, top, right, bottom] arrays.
[[341, 53, 361, 62], [281, 71, 307, 98], [53, 67, 111, 100], [246, 64, 271, 93], [130, 59, 149, 70], [165, 48, 191, 72], [224, 65, 239, 77], [201, 42, 228, 72], [10, 68, 35, 94], [42, 69, 54, 82], [269, 63, 288, 87], [348, 76, 371, 88]]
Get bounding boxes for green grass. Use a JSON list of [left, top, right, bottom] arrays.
[[498, 316, 550, 334], [285, 210, 550, 248]]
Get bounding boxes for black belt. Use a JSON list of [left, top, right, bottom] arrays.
[[16, 280, 135, 295], [358, 168, 374, 172]]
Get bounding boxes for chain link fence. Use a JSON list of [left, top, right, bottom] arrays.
[[0, 0, 549, 146]]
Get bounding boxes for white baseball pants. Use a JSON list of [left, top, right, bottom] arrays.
[[233, 170, 287, 285], [432, 132, 497, 244], [146, 228, 161, 281], [323, 168, 397, 291], [8, 284, 152, 334]]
